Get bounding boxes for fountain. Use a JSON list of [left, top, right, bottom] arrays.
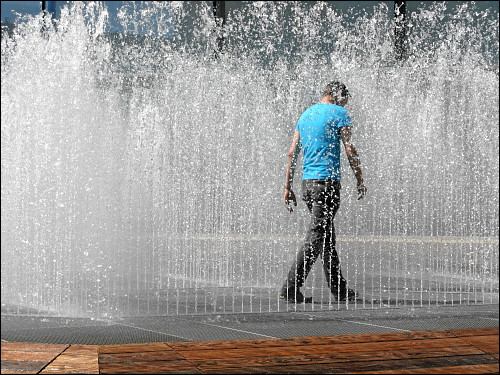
[[1, 1, 498, 318]]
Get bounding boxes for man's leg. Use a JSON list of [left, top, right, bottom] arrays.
[[323, 218, 348, 297], [281, 181, 329, 302], [321, 181, 356, 301], [320, 181, 346, 296], [281, 238, 320, 301]]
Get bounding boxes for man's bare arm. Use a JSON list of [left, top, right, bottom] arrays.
[[340, 126, 366, 200], [285, 130, 301, 189], [284, 130, 301, 211]]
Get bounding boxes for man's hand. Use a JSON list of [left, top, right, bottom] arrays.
[[284, 188, 297, 212], [357, 183, 367, 200]]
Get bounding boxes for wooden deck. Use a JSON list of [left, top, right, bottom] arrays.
[[1, 327, 498, 374]]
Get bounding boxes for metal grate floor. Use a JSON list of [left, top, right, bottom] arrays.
[[1, 304, 498, 345]]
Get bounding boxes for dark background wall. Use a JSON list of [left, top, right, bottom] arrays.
[[2, 1, 499, 27]]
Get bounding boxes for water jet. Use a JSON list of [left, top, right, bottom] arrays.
[[1, 1, 498, 319]]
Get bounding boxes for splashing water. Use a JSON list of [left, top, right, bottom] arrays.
[[1, 2, 498, 318]]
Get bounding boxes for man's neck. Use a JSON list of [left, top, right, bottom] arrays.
[[320, 96, 345, 107], [320, 96, 337, 105]]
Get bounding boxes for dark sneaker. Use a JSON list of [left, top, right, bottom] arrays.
[[279, 288, 313, 303], [334, 288, 358, 301]]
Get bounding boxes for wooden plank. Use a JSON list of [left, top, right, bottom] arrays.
[[63, 345, 98, 355], [177, 337, 471, 360], [99, 359, 201, 374], [354, 363, 499, 374], [39, 344, 100, 374], [98, 343, 170, 354], [40, 355, 99, 374], [168, 330, 455, 351], [1, 360, 48, 374], [0, 343, 68, 353], [449, 327, 499, 337], [99, 350, 185, 364], [201, 355, 498, 374], [201, 367, 266, 374], [457, 335, 499, 354], [193, 346, 484, 370], [1, 350, 60, 362]]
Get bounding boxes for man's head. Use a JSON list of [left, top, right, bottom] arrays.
[[323, 81, 350, 106]]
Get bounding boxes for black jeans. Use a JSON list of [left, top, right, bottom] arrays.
[[282, 179, 347, 295]]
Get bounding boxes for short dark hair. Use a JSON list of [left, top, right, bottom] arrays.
[[323, 81, 350, 98]]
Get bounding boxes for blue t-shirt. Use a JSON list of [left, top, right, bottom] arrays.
[[295, 103, 352, 180]]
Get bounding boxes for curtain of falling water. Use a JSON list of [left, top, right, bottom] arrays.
[[1, 1, 498, 318]]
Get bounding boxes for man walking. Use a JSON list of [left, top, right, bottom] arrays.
[[280, 81, 366, 303]]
